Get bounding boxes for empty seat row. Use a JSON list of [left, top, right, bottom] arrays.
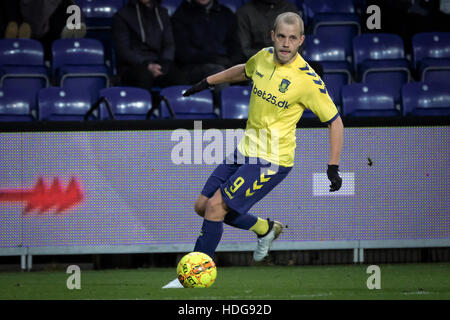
[[0, 38, 109, 105], [304, 32, 450, 76], [342, 82, 450, 117], [303, 32, 450, 107], [221, 82, 450, 118], [1, 82, 449, 122], [0, 86, 152, 121], [2, 31, 449, 96]]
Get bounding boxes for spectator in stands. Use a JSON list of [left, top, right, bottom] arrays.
[[1, 0, 86, 58], [0, 0, 31, 39], [113, 0, 178, 91], [21, 0, 86, 40], [236, 0, 299, 60], [236, 0, 323, 77], [364, 0, 450, 54], [171, 0, 243, 85]]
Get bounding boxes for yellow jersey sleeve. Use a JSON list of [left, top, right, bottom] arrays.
[[244, 54, 256, 79], [244, 49, 266, 79], [302, 80, 339, 124]]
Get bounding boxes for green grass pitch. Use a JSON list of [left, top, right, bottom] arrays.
[[0, 263, 449, 300]]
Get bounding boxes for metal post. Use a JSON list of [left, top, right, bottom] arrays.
[[353, 248, 359, 263], [27, 254, 32, 271], [21, 255, 26, 270]]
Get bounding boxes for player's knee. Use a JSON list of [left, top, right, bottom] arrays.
[[205, 197, 217, 213], [208, 192, 223, 208], [194, 195, 208, 217], [194, 201, 205, 217], [205, 191, 228, 220]]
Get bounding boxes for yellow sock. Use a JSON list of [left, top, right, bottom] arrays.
[[249, 217, 269, 236]]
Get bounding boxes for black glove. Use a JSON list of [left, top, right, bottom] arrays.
[[182, 79, 211, 97], [327, 164, 342, 192]]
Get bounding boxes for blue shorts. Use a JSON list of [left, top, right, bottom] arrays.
[[201, 149, 292, 214]]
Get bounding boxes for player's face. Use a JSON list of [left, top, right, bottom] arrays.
[[271, 22, 305, 65]]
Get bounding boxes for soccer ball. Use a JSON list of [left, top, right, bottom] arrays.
[[177, 252, 217, 288]]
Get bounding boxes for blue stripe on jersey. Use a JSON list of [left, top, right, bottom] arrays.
[[299, 64, 309, 71]]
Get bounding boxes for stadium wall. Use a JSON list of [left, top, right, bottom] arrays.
[[1, 117, 449, 270]]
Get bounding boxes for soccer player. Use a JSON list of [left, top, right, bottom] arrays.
[[163, 12, 343, 288]]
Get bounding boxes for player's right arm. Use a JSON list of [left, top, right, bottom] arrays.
[[207, 64, 247, 86], [183, 64, 247, 97], [183, 49, 263, 97]]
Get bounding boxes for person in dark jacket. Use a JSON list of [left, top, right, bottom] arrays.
[[171, 0, 243, 85], [236, 0, 323, 77], [1, 0, 85, 60], [112, 0, 178, 91], [1, 0, 31, 39], [236, 0, 299, 60]]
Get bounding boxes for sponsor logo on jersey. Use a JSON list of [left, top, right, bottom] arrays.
[[252, 84, 289, 109]]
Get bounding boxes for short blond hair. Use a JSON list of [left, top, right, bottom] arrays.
[[273, 12, 304, 36]]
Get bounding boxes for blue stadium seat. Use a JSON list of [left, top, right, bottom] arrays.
[[342, 83, 400, 117], [52, 38, 109, 102], [0, 39, 49, 116], [160, 85, 217, 119], [412, 32, 450, 83], [52, 38, 106, 74], [353, 33, 410, 101], [220, 86, 250, 119], [303, 34, 350, 64], [38, 87, 94, 121], [99, 86, 152, 120], [160, 0, 183, 16], [78, 0, 123, 27], [353, 33, 410, 76], [0, 39, 46, 68], [303, 0, 360, 47], [402, 82, 450, 116], [314, 27, 360, 69], [419, 59, 450, 85], [321, 73, 348, 108], [303, 0, 356, 23], [77, 0, 124, 68], [302, 34, 352, 106], [0, 86, 35, 121]]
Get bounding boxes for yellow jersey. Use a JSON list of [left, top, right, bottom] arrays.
[[237, 47, 339, 167]]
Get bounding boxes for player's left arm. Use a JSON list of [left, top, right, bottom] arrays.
[[328, 115, 343, 166], [327, 115, 344, 191], [303, 84, 344, 192]]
